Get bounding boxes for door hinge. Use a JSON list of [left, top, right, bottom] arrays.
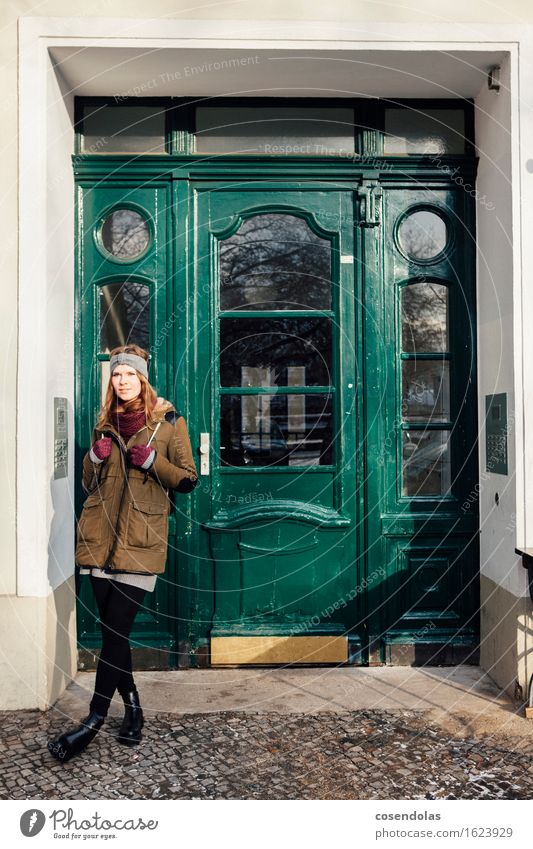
[[358, 182, 382, 228]]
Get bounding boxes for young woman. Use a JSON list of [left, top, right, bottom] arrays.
[[48, 344, 198, 762]]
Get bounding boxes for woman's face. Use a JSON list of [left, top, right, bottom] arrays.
[[111, 364, 142, 403]]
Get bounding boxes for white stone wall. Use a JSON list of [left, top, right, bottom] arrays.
[[2, 3, 533, 707]]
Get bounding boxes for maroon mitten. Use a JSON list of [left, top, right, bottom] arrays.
[[90, 437, 112, 463], [128, 444, 155, 470]]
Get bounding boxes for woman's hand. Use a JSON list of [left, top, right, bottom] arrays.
[[128, 444, 156, 470], [89, 437, 112, 464]]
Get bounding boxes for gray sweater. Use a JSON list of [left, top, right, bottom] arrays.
[[78, 566, 157, 592]]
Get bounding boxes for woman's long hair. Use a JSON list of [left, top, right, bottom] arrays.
[[96, 344, 158, 429]]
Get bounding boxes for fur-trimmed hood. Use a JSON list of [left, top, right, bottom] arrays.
[[149, 396, 180, 424]]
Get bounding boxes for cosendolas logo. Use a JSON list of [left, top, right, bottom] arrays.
[[20, 810, 46, 837]]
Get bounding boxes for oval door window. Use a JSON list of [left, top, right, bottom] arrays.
[[397, 208, 448, 262], [99, 208, 151, 261]]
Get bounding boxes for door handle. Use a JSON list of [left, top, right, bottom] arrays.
[[358, 182, 382, 227], [199, 432, 210, 475]]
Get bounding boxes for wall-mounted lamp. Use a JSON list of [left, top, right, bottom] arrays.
[[488, 66, 501, 92]]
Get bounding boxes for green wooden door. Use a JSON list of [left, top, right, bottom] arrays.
[[75, 181, 185, 666], [192, 184, 362, 664], [74, 168, 479, 668], [363, 183, 479, 663]]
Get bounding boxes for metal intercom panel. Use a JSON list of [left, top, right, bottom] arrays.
[[485, 393, 508, 475], [54, 397, 68, 479]]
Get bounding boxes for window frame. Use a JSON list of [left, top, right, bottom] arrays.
[[74, 96, 476, 158]]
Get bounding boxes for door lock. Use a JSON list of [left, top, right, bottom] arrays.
[[199, 432, 210, 475]]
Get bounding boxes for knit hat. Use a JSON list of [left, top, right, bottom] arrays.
[[109, 352, 149, 380]]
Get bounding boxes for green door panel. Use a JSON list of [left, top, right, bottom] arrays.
[[363, 184, 478, 660], [75, 166, 478, 668], [75, 182, 182, 661], [192, 185, 362, 651]]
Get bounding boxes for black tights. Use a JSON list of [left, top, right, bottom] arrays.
[[89, 576, 146, 717]]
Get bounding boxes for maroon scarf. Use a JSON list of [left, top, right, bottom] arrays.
[[111, 408, 147, 441]]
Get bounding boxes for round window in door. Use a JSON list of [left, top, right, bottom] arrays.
[[396, 207, 449, 263], [96, 207, 152, 261]]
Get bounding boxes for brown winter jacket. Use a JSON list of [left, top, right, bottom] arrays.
[[75, 398, 198, 575]]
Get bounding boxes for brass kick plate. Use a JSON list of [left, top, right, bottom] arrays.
[[211, 635, 347, 665]]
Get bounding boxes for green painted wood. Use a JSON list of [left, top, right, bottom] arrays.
[[74, 96, 479, 666], [363, 182, 479, 659], [75, 181, 186, 661], [190, 184, 361, 650]]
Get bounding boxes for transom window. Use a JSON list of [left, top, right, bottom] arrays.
[[75, 97, 474, 157]]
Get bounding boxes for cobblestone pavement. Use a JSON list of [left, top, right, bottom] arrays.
[[1, 709, 533, 800]]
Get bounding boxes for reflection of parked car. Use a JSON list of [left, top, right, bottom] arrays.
[[407, 387, 435, 407], [241, 422, 288, 464], [404, 435, 447, 477]]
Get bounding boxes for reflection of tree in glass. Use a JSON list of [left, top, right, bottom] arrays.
[[101, 209, 150, 259], [100, 281, 150, 351], [220, 213, 331, 310], [398, 210, 447, 261], [220, 317, 332, 386], [401, 282, 448, 353]]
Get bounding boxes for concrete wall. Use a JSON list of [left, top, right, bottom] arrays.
[[0, 578, 77, 710], [2, 1, 533, 709], [480, 575, 533, 701], [473, 53, 533, 697]]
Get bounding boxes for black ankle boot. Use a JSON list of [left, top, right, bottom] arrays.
[[118, 689, 144, 746], [48, 710, 106, 762]]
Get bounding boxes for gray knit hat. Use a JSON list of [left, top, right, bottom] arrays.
[[109, 352, 149, 380]]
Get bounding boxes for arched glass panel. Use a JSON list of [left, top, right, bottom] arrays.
[[219, 213, 331, 310], [100, 208, 151, 260], [99, 280, 150, 352], [401, 281, 448, 353], [398, 209, 448, 261]]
